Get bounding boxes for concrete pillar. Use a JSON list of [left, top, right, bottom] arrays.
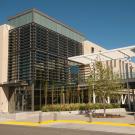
[[127, 87, 131, 111], [0, 24, 10, 112], [0, 87, 9, 112], [132, 89, 135, 111], [8, 89, 15, 113]]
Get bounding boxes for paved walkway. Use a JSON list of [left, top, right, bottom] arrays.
[[41, 122, 135, 135], [0, 112, 135, 134]]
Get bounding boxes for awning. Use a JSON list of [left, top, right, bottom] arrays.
[[68, 45, 135, 65], [0, 80, 28, 87]]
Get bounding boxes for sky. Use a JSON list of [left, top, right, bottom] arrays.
[[0, 0, 135, 49]]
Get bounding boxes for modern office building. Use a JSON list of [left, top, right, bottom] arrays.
[[0, 9, 135, 112], [0, 9, 85, 112]]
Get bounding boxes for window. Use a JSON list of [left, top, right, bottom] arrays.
[[91, 47, 94, 53]]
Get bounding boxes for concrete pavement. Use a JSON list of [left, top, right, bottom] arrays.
[[0, 119, 135, 134], [41, 121, 135, 135], [0, 111, 135, 134]]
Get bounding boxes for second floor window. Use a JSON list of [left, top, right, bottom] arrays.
[[91, 47, 94, 53]]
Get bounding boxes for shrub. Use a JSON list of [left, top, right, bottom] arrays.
[[112, 103, 121, 108], [42, 103, 121, 112], [79, 103, 86, 110]]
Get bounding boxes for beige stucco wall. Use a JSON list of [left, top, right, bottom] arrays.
[[0, 24, 10, 112], [82, 40, 135, 79], [82, 40, 106, 80], [83, 40, 106, 55]]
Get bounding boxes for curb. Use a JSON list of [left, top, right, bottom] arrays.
[[0, 120, 135, 127]]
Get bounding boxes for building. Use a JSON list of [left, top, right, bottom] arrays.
[[0, 24, 10, 112], [1, 9, 85, 112], [70, 43, 135, 108], [0, 9, 135, 112]]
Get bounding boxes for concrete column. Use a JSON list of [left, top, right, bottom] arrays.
[[132, 89, 135, 111], [127, 87, 131, 111], [8, 89, 15, 113], [0, 25, 10, 112], [0, 87, 9, 112]]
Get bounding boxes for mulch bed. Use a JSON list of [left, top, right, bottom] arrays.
[[91, 113, 125, 118], [86, 113, 125, 118]]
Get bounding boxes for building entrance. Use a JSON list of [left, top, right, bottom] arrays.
[[15, 89, 32, 112]]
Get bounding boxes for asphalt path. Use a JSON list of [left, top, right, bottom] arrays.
[[0, 125, 133, 135]]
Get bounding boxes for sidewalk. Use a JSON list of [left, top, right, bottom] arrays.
[[15, 111, 135, 124], [0, 119, 134, 134], [0, 112, 135, 134], [39, 113, 135, 134], [40, 121, 135, 135]]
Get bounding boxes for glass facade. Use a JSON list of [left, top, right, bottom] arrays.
[[8, 12, 33, 28], [6, 9, 135, 112], [8, 9, 85, 43], [8, 22, 84, 111], [7, 9, 87, 112]]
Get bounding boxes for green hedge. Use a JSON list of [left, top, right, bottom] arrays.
[[42, 103, 121, 112]]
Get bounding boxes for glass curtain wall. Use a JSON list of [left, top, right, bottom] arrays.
[[8, 22, 83, 111]]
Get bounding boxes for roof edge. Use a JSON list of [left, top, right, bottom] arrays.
[[8, 8, 85, 37]]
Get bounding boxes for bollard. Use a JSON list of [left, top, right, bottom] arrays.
[[13, 113, 16, 121], [38, 111, 42, 123], [53, 113, 57, 121], [89, 110, 92, 122]]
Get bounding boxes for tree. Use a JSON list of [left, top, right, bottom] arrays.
[[51, 81, 55, 105], [60, 86, 65, 104], [87, 61, 123, 117], [44, 81, 48, 106], [77, 85, 81, 103], [87, 68, 95, 103]]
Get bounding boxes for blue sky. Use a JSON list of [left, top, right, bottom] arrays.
[[0, 0, 135, 49]]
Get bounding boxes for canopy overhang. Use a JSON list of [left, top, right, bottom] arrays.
[[68, 45, 135, 65]]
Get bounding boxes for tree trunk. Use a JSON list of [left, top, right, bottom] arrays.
[[44, 81, 48, 106], [88, 88, 91, 103], [60, 86, 64, 104], [77, 85, 80, 103], [51, 82, 55, 105], [81, 90, 84, 103], [66, 90, 69, 104], [103, 97, 106, 117], [51, 90, 54, 105]]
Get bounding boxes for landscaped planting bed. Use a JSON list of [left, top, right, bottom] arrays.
[[42, 103, 121, 112]]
